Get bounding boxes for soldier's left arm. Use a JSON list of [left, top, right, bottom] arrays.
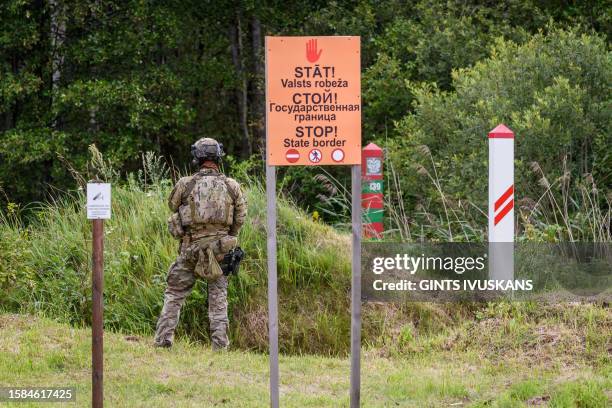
[[227, 178, 247, 237]]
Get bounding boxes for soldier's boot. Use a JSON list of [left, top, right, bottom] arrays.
[[210, 316, 229, 351], [154, 339, 173, 348], [211, 341, 228, 352]]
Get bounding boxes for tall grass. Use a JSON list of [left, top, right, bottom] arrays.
[[1, 149, 609, 357], [0, 151, 361, 354], [524, 159, 611, 242], [315, 147, 610, 243]]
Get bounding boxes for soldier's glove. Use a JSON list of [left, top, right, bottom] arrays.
[[221, 247, 245, 276]]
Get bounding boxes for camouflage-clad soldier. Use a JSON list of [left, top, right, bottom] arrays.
[[154, 138, 247, 350]]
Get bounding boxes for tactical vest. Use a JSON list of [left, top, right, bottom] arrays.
[[178, 172, 235, 229]]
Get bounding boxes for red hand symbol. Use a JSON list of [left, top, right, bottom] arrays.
[[306, 39, 322, 63]]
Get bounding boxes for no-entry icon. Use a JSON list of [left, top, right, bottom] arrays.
[[285, 149, 300, 163]]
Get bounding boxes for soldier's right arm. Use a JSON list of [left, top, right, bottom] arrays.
[[168, 177, 188, 211]]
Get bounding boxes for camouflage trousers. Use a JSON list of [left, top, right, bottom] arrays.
[[154, 242, 229, 349]]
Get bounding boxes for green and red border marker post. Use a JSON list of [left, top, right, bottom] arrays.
[[362, 143, 384, 239]]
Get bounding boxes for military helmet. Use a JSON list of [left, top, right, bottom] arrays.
[[191, 137, 224, 163]]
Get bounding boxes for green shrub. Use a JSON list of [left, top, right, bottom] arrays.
[[386, 28, 611, 241]]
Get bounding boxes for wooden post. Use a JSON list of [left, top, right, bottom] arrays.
[[92, 219, 104, 408]]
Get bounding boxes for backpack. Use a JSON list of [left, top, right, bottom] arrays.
[[179, 172, 235, 227]]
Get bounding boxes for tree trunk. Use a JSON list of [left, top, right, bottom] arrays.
[[3, 108, 13, 131], [49, 0, 66, 129], [230, 14, 252, 158], [251, 16, 265, 153], [89, 1, 101, 136], [3, 57, 16, 130]]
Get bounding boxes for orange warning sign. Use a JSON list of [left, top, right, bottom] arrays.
[[266, 36, 361, 166]]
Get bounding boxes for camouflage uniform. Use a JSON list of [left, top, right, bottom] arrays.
[[154, 166, 247, 349]]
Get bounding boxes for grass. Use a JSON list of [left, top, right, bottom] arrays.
[[9, 162, 604, 358], [0, 168, 357, 354], [378, 147, 611, 243], [2, 182, 607, 357], [0, 150, 610, 408], [0, 313, 609, 407]]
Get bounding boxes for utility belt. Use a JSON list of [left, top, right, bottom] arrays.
[[181, 232, 243, 281], [181, 224, 230, 245], [168, 213, 243, 279]]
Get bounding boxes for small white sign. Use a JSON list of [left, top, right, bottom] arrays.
[[87, 183, 111, 219]]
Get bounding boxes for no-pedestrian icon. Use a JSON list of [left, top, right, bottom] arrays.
[[309, 149, 322, 163]]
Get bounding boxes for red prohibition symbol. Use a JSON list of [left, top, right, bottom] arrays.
[[308, 149, 322, 163], [285, 149, 300, 163]]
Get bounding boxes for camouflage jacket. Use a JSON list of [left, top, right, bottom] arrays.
[[168, 168, 247, 237]]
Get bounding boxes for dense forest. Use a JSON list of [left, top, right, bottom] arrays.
[[1, 0, 610, 240]]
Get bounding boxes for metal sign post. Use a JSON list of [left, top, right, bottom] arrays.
[[350, 165, 362, 407], [87, 183, 111, 408], [265, 36, 362, 407], [266, 166, 280, 408], [488, 124, 515, 282]]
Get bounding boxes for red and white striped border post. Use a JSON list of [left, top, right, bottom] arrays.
[[488, 124, 515, 281]]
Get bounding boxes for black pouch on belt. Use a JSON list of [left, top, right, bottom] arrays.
[[221, 247, 245, 276]]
